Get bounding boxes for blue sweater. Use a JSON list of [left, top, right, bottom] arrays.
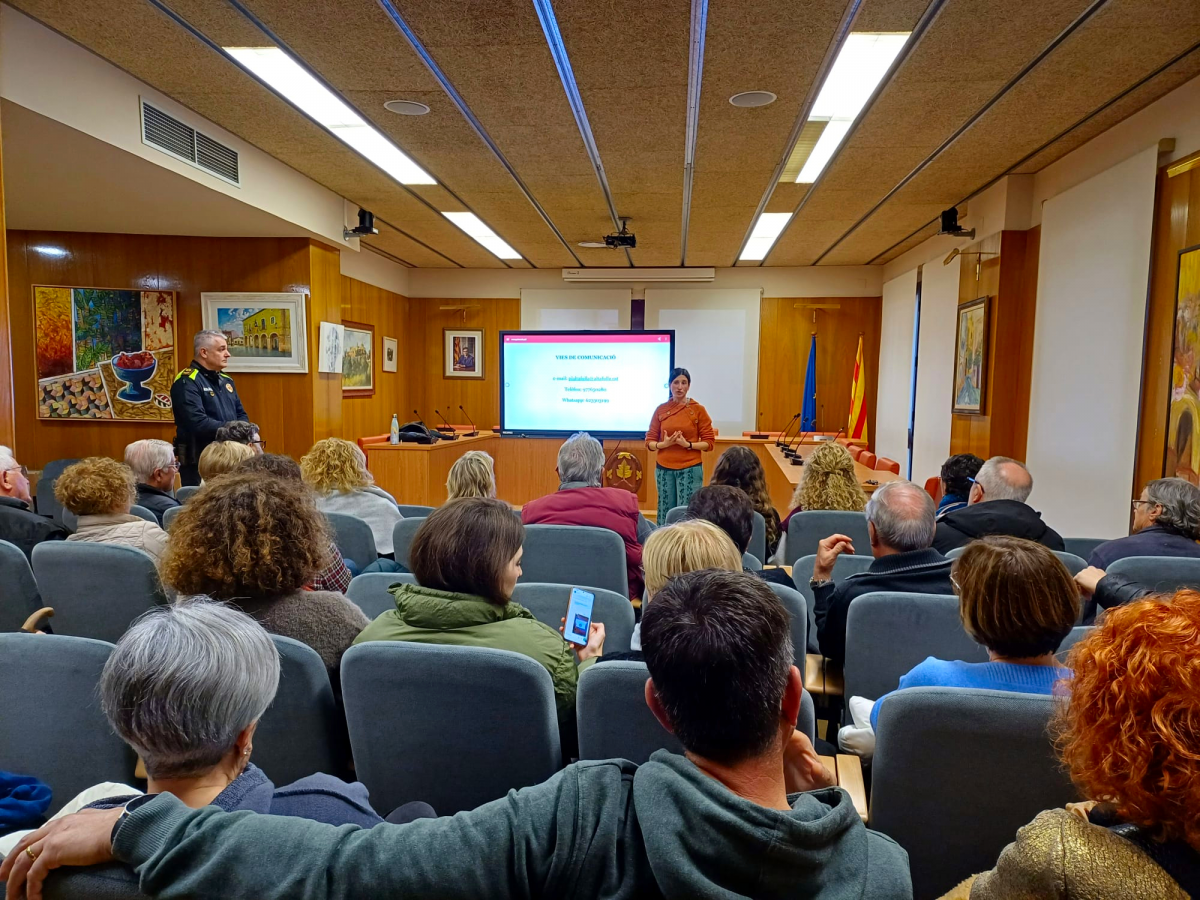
[[871, 658, 1067, 730]]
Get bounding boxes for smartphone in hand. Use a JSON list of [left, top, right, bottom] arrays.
[[564, 587, 596, 646]]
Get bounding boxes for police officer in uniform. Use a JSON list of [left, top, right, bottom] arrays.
[[171, 329, 248, 486]]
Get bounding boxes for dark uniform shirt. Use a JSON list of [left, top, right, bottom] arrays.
[[170, 360, 247, 470]]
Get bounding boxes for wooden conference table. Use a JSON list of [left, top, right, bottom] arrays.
[[366, 433, 898, 519]]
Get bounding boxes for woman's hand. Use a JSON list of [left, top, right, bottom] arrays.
[[1074, 566, 1105, 596], [783, 730, 836, 793], [575, 622, 606, 662], [1, 807, 123, 900]]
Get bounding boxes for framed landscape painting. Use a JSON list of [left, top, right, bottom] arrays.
[[444, 328, 483, 379], [201, 292, 308, 374], [1166, 244, 1200, 483], [34, 285, 177, 422], [952, 296, 989, 415], [342, 321, 375, 397]]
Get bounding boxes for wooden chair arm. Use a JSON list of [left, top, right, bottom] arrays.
[[805, 653, 825, 694], [21, 607, 54, 633], [834, 754, 868, 823]]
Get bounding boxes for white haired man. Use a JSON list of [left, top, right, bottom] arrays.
[[124, 440, 181, 525], [171, 330, 248, 486], [0, 451, 68, 560]]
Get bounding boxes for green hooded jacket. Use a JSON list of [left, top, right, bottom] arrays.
[[353, 582, 591, 713]]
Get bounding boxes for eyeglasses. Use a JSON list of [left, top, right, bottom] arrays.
[[162, 462, 180, 473], [250, 440, 266, 449], [950, 573, 960, 593], [1131, 499, 1154, 510]]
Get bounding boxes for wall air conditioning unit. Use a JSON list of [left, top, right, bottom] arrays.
[[561, 267, 715, 283]]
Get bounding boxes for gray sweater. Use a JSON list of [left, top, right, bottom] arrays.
[[113, 750, 910, 899], [231, 589, 369, 680]]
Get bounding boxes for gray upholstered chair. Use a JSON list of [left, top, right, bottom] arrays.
[[162, 505, 183, 530], [785, 510, 871, 565], [341, 642, 561, 815], [34, 458, 79, 524], [520, 524, 629, 597], [129, 504, 158, 524], [32, 543, 166, 643], [843, 592, 986, 703], [664, 507, 767, 561], [511, 582, 636, 653], [946, 546, 1088, 576], [346, 572, 418, 619], [742, 551, 762, 570], [766, 582, 808, 676], [1057, 625, 1094, 662], [175, 485, 200, 503], [0, 633, 137, 814], [397, 504, 436, 518], [0, 538, 42, 632], [1108, 555, 1200, 592], [391, 517, 425, 569], [791, 552, 873, 654], [325, 512, 378, 569], [664, 505, 688, 525], [871, 687, 1076, 900], [255, 635, 350, 784], [1062, 536, 1107, 560], [576, 661, 817, 764]]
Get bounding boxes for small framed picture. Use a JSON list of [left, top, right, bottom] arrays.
[[952, 296, 989, 415], [382, 336, 398, 373], [444, 328, 483, 379], [342, 321, 375, 397], [317, 322, 344, 374]]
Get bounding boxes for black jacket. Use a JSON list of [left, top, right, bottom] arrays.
[[1081, 573, 1155, 624], [135, 484, 181, 525], [170, 361, 247, 466], [932, 499, 1064, 554], [814, 547, 955, 665], [1087, 524, 1200, 570], [0, 495, 69, 561]]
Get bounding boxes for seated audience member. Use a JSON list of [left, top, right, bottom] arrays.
[[214, 420, 265, 455], [0, 451, 67, 560], [710, 445, 782, 559], [813, 480, 954, 665], [3, 570, 912, 900], [197, 440, 255, 482], [599, 518, 744, 662], [685, 485, 793, 587], [521, 432, 653, 600], [777, 441, 868, 563], [1087, 476, 1200, 569], [55, 457, 168, 563], [933, 456, 1064, 554], [301, 438, 402, 556], [159, 473, 368, 680], [124, 439, 180, 525], [936, 452, 983, 519], [942, 589, 1200, 899], [237, 453, 354, 593], [870, 536, 1077, 730], [445, 450, 496, 501], [355, 498, 603, 718]]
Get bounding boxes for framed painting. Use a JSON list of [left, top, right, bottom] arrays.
[[952, 296, 989, 415], [34, 285, 177, 422], [317, 323, 344, 374], [201, 292, 308, 374], [342, 321, 375, 397], [444, 328, 483, 379], [382, 336, 398, 373], [1166, 244, 1200, 482]]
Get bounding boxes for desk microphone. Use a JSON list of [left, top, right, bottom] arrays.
[[434, 409, 459, 439], [775, 412, 801, 448], [459, 405, 479, 437], [413, 409, 425, 425]]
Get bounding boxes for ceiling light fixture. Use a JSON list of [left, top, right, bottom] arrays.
[[739, 212, 792, 261], [384, 99, 431, 116], [729, 91, 777, 108], [794, 33, 909, 184], [442, 212, 521, 259], [224, 47, 435, 185]]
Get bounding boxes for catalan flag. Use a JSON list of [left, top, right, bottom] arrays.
[[847, 335, 868, 441]]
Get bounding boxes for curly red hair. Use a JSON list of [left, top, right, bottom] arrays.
[[1058, 589, 1200, 849]]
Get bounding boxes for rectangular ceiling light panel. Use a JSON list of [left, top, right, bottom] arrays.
[[443, 212, 521, 259], [224, 46, 435, 185], [795, 32, 909, 184], [739, 213, 793, 261]]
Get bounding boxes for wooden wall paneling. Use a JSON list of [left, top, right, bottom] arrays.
[[339, 274, 410, 442], [307, 241, 343, 443], [949, 232, 1003, 459], [756, 296, 882, 438], [0, 106, 13, 450], [1135, 155, 1200, 491]]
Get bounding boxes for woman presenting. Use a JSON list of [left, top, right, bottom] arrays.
[[646, 367, 715, 525]]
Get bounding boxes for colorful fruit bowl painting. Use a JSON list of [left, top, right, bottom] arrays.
[[112, 350, 158, 402]]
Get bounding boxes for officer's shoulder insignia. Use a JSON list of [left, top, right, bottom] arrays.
[[225, 382, 234, 392], [173, 366, 197, 382]]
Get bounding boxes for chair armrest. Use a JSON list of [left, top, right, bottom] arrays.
[[834, 754, 868, 823], [805, 654, 825, 693]]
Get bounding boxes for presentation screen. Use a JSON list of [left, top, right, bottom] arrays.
[[500, 330, 674, 437]]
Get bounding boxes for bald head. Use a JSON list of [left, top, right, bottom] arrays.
[[865, 480, 936, 553], [972, 456, 1033, 504]]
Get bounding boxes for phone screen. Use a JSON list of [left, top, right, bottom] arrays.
[[564, 587, 596, 646]]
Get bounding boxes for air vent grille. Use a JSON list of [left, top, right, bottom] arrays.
[[140, 99, 239, 186]]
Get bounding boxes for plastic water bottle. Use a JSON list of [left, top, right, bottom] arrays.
[[389, 413, 400, 445]]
